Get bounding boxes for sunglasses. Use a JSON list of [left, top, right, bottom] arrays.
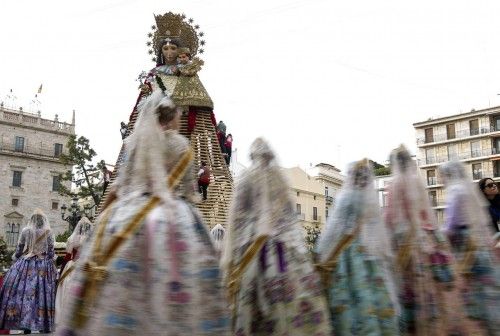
[[486, 183, 497, 189]]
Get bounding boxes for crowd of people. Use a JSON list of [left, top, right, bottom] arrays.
[[0, 90, 498, 335]]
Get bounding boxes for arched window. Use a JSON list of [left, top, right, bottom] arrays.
[[6, 223, 20, 248]]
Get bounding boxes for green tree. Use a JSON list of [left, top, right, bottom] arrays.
[[374, 166, 391, 176], [56, 230, 72, 243], [304, 225, 321, 252], [0, 237, 12, 270], [370, 160, 391, 176], [59, 135, 105, 208]]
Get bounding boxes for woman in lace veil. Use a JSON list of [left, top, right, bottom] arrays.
[[0, 209, 56, 333], [387, 146, 488, 335], [221, 137, 331, 335], [439, 160, 500, 334], [55, 217, 93, 326], [57, 90, 229, 336], [65, 217, 93, 253], [315, 158, 398, 335]]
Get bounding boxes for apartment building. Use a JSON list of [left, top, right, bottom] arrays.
[[414, 105, 500, 225]]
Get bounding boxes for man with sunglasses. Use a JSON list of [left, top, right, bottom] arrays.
[[479, 177, 500, 233]]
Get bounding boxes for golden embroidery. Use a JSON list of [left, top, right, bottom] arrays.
[[168, 149, 194, 189], [227, 235, 269, 324], [156, 73, 214, 108], [395, 225, 416, 271], [315, 217, 363, 289], [459, 238, 476, 275]]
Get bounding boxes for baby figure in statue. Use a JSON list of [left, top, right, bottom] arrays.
[[177, 47, 204, 77], [176, 47, 191, 68]]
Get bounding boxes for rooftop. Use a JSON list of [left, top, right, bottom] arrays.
[[413, 105, 500, 128], [315, 162, 341, 172], [0, 105, 75, 135]]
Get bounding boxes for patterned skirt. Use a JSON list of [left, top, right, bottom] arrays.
[[458, 250, 500, 334], [327, 240, 399, 336], [0, 256, 56, 332], [56, 197, 230, 336]]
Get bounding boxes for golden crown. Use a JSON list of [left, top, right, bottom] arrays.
[[146, 12, 206, 63]]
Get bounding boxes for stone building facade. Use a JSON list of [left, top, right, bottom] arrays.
[[283, 166, 327, 230], [307, 163, 344, 220], [0, 105, 74, 248], [414, 105, 500, 225]]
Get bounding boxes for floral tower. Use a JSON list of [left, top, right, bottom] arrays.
[[100, 12, 233, 228]]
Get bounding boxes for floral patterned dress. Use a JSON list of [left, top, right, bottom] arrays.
[[318, 192, 399, 336], [57, 194, 230, 336], [387, 181, 488, 335], [224, 147, 331, 336], [444, 185, 500, 335], [0, 227, 57, 332]]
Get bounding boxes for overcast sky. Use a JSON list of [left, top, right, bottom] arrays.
[[1, 0, 500, 172]]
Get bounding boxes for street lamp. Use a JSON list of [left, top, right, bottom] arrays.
[[60, 197, 83, 232]]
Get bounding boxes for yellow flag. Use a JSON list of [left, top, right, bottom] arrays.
[[37, 84, 43, 94]]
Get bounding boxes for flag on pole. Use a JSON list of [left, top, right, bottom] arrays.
[[37, 84, 43, 94]]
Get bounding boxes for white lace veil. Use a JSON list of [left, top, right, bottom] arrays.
[[438, 160, 493, 248], [386, 145, 439, 253], [66, 216, 93, 252], [23, 208, 52, 255], [316, 159, 391, 262], [210, 224, 225, 252], [221, 137, 297, 276], [388, 145, 439, 230], [114, 90, 174, 205]]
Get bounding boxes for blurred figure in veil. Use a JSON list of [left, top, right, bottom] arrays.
[[221, 137, 331, 335], [387, 145, 485, 335], [440, 160, 500, 335], [55, 217, 93, 326], [316, 158, 399, 335]]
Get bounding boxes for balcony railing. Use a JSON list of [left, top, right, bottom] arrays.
[[430, 201, 446, 208], [418, 147, 500, 166], [0, 107, 74, 134], [417, 126, 496, 145], [427, 177, 437, 186], [312, 215, 322, 223], [0, 141, 67, 159]]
